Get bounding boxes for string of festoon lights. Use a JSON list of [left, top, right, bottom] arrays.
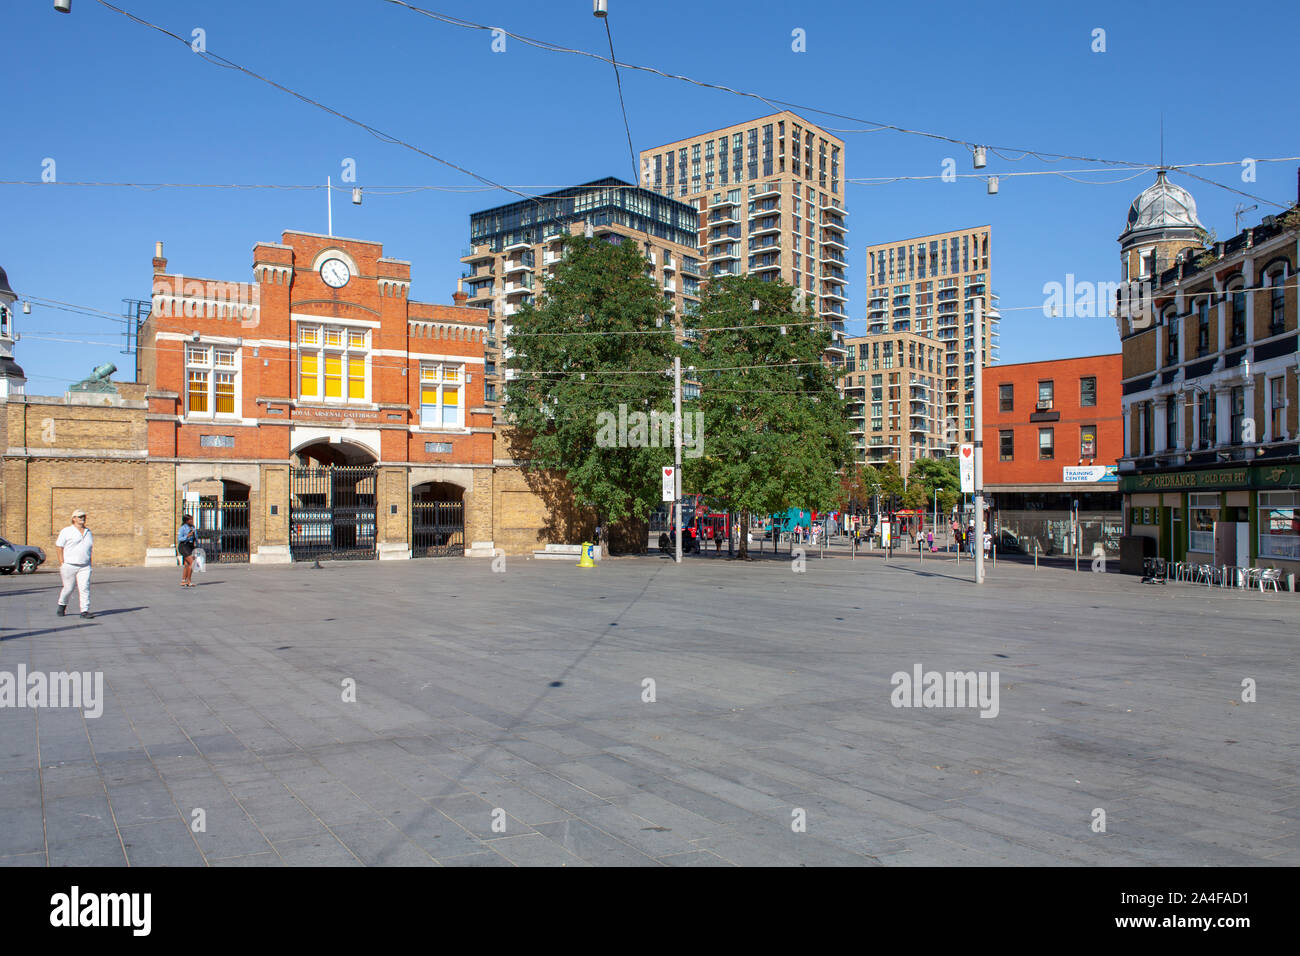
[[31, 0, 1287, 211], [4, 155, 1298, 197]]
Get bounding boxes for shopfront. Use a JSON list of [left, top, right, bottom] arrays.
[[1120, 463, 1300, 578]]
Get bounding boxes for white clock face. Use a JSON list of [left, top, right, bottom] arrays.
[[320, 258, 350, 288]]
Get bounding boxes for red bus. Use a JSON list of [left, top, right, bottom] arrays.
[[659, 495, 731, 553]]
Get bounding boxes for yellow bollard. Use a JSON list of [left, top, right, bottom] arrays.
[[577, 542, 596, 569]]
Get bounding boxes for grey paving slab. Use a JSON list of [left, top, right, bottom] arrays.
[[3, 558, 1297, 866], [47, 834, 128, 867], [438, 849, 512, 867], [533, 818, 661, 866], [484, 833, 588, 867], [329, 820, 439, 866], [657, 849, 736, 866], [271, 834, 364, 866], [119, 820, 206, 866]]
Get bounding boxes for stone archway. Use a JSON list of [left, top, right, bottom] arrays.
[[289, 443, 378, 560]]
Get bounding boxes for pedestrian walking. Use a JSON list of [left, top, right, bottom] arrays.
[[178, 514, 198, 587], [927, 530, 935, 552], [983, 530, 992, 558], [55, 508, 94, 619]]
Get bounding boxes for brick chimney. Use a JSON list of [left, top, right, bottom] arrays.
[[152, 241, 167, 275], [452, 275, 468, 306]]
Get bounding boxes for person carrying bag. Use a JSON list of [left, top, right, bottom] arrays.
[[178, 514, 199, 587]]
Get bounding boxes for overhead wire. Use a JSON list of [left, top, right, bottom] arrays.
[[89, 0, 546, 210], [375, 0, 1150, 168]]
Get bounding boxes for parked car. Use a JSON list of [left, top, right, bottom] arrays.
[[0, 537, 46, 574]]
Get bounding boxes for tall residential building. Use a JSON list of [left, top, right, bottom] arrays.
[[460, 178, 702, 415], [639, 112, 849, 365], [843, 331, 947, 474], [865, 227, 1000, 451]]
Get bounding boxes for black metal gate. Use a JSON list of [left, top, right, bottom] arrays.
[[195, 498, 250, 563], [290, 466, 377, 561], [412, 500, 464, 557]]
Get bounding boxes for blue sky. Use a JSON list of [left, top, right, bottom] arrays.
[[3, 0, 1297, 389]]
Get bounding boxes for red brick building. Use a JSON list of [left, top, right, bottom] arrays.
[[981, 353, 1123, 555], [138, 230, 495, 564]]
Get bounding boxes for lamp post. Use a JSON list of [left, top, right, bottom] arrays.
[[933, 484, 940, 540], [974, 296, 986, 584]]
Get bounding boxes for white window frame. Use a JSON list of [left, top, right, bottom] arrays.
[[297, 323, 370, 404], [185, 343, 240, 418], [419, 362, 465, 429]]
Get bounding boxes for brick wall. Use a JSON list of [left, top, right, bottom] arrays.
[[982, 354, 1123, 485]]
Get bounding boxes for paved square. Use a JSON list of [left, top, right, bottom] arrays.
[[2, 549, 1297, 866]]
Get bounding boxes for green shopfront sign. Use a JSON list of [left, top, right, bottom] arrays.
[[1120, 463, 1300, 493]]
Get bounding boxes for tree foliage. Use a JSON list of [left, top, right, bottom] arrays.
[[504, 234, 677, 538], [688, 275, 851, 557]]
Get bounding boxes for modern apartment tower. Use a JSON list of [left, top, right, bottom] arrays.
[[639, 112, 849, 365], [864, 226, 1000, 455], [460, 178, 702, 415], [842, 331, 948, 474]]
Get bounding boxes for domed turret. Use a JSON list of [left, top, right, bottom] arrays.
[[1121, 170, 1203, 239], [1118, 171, 1204, 281]]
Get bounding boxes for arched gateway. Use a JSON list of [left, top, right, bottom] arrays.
[[289, 441, 378, 560], [411, 480, 465, 557]]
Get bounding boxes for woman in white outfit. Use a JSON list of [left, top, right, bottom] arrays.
[[55, 508, 94, 619]]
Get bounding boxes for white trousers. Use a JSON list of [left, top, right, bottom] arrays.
[[59, 563, 92, 612]]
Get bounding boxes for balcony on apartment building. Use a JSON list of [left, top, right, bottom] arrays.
[[821, 232, 847, 250], [709, 207, 740, 226], [708, 244, 742, 263], [749, 216, 782, 237], [504, 251, 535, 274], [752, 182, 782, 200], [503, 273, 535, 295], [820, 212, 847, 233]]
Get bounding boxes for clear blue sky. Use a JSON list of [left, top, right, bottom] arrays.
[[3, 0, 1297, 390]]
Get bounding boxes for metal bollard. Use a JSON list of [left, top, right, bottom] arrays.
[[1034, 542, 1039, 570]]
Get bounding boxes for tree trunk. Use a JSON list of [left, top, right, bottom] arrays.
[[738, 510, 750, 560]]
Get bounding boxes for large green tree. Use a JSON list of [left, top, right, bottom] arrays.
[[688, 275, 851, 558], [504, 233, 678, 548]]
